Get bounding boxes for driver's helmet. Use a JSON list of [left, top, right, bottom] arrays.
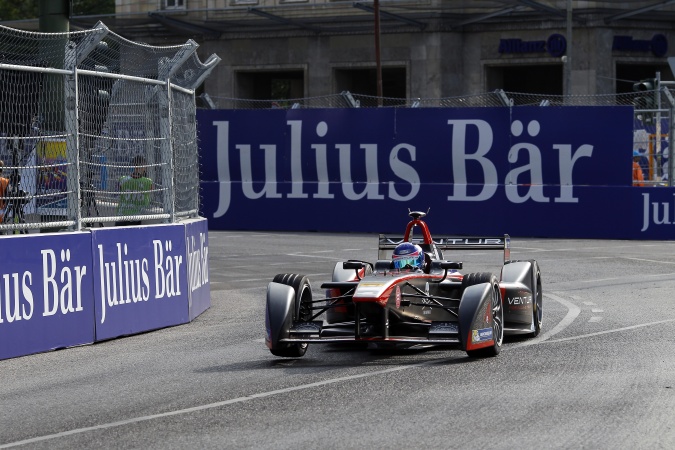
[[392, 242, 425, 270]]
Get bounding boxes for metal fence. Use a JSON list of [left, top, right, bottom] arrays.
[[206, 88, 674, 186], [0, 22, 219, 234]]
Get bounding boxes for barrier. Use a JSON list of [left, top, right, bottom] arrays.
[[0, 218, 210, 360], [197, 106, 674, 239]]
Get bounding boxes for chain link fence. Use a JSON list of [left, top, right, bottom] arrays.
[[206, 88, 673, 186], [0, 22, 219, 234], [207, 90, 652, 109]]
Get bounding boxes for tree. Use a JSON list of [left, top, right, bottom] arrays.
[[71, 0, 114, 15], [0, 1, 38, 21], [0, 0, 114, 21]]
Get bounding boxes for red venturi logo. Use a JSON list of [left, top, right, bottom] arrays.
[[395, 285, 401, 309]]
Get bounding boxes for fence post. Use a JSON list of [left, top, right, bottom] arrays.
[[154, 82, 174, 224], [64, 41, 81, 230]]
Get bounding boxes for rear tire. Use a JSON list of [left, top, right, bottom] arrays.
[[270, 274, 313, 357], [530, 261, 543, 337]]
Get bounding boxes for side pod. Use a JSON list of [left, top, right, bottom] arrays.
[[501, 261, 535, 291], [457, 283, 494, 351], [500, 260, 540, 334], [265, 282, 295, 350]]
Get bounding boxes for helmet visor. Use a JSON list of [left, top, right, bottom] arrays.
[[393, 256, 419, 269]]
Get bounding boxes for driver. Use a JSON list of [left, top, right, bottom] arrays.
[[392, 242, 425, 271]]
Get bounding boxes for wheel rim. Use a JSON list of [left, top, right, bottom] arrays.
[[491, 283, 503, 346], [298, 284, 312, 321]]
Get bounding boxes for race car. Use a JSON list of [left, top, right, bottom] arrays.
[[265, 210, 542, 358]]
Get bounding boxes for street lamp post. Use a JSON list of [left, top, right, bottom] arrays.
[[374, 0, 383, 106], [564, 0, 572, 97]]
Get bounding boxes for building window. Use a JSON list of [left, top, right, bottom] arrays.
[[230, 0, 258, 5], [334, 67, 407, 106], [235, 70, 305, 108], [164, 0, 186, 9]]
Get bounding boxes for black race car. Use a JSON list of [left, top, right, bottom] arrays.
[[265, 210, 542, 358]]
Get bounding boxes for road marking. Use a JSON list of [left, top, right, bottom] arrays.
[[0, 290, 583, 449], [286, 253, 342, 259], [583, 301, 596, 306], [0, 358, 442, 449], [545, 318, 675, 343], [580, 272, 675, 283], [589, 317, 603, 323], [510, 292, 580, 349], [621, 257, 675, 265], [591, 308, 604, 313]]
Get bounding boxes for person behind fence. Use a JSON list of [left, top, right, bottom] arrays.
[[633, 150, 645, 187], [0, 161, 8, 223], [115, 155, 153, 226]]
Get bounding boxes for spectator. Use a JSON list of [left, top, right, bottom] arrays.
[[115, 155, 153, 226], [661, 145, 669, 182], [0, 161, 8, 222], [633, 150, 645, 187]]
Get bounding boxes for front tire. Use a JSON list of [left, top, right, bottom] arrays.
[[270, 274, 313, 357], [465, 275, 504, 358]]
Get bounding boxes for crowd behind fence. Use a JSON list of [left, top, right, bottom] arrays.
[[0, 22, 219, 234], [205, 88, 674, 187]]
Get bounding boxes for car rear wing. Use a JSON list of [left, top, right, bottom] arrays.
[[378, 234, 511, 262]]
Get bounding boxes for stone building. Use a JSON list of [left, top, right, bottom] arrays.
[[15, 1, 675, 101]]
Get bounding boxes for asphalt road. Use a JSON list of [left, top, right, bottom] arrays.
[[1, 231, 675, 449]]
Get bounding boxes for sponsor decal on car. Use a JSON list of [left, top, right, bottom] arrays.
[[472, 327, 493, 343], [507, 293, 532, 310], [421, 290, 432, 315], [291, 322, 321, 333], [354, 281, 388, 295], [395, 285, 401, 309], [430, 322, 459, 333]]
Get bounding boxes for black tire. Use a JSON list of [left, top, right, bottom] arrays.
[[270, 274, 312, 357], [530, 260, 543, 337], [465, 274, 504, 358], [461, 272, 493, 289]]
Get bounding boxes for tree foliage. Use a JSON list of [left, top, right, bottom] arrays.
[[72, 0, 115, 16], [0, 0, 114, 21], [0, 1, 38, 21]]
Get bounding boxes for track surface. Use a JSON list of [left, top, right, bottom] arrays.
[[1, 232, 675, 449]]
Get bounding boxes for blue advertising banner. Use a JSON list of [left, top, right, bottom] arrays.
[[196, 107, 667, 239], [185, 218, 210, 321], [634, 188, 675, 239], [0, 232, 95, 360], [91, 224, 190, 341]]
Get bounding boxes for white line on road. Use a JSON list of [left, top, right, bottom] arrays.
[[581, 271, 675, 283], [0, 358, 442, 449], [621, 257, 675, 265], [544, 318, 675, 344], [509, 292, 581, 349], [1, 290, 647, 449]]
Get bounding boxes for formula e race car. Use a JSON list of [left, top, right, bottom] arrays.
[[265, 210, 542, 358]]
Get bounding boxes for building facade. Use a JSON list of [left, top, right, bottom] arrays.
[[51, 1, 675, 101]]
